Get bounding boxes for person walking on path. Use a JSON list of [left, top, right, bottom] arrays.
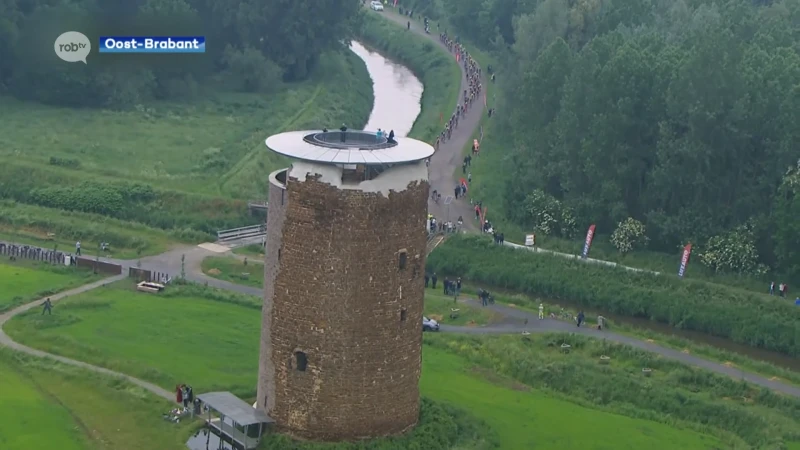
[[576, 311, 585, 327], [75, 241, 81, 256], [538, 303, 544, 320], [41, 298, 52, 315]]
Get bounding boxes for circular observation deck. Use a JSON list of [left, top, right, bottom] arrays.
[[265, 130, 434, 165]]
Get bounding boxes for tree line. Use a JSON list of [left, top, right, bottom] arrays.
[[408, 0, 800, 277], [0, 0, 361, 107]]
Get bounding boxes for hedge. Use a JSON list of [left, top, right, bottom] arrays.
[[426, 235, 800, 357]]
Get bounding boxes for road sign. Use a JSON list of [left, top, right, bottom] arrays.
[[444, 196, 453, 205]]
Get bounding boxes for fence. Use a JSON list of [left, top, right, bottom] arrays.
[[0, 242, 66, 264], [75, 257, 123, 275], [217, 224, 266, 243], [128, 267, 172, 283]]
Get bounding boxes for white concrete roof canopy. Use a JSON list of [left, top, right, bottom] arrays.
[[265, 130, 434, 165]]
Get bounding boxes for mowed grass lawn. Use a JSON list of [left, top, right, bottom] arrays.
[[4, 282, 261, 397], [201, 255, 264, 289], [420, 347, 723, 450], [0, 259, 101, 312], [423, 288, 504, 326], [0, 349, 194, 450]]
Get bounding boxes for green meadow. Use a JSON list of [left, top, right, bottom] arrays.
[[201, 255, 264, 289], [0, 349, 194, 450], [0, 259, 101, 312], [8, 281, 800, 448]]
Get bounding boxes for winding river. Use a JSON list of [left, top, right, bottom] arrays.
[[350, 41, 423, 136]]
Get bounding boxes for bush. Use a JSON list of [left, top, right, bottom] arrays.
[[258, 398, 497, 449], [699, 224, 767, 275], [425, 333, 800, 448], [610, 217, 649, 254], [522, 189, 577, 238], [426, 234, 800, 356]]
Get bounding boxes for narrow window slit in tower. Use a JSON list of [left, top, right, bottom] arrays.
[[400, 308, 408, 321], [294, 351, 307, 372], [399, 250, 408, 270]]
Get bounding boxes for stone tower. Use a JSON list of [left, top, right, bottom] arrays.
[[257, 129, 433, 441]]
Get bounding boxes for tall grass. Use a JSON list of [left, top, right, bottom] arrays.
[[426, 332, 800, 448], [427, 234, 800, 356]]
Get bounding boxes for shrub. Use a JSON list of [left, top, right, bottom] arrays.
[[426, 234, 800, 356], [610, 217, 649, 254], [522, 189, 577, 238], [258, 398, 497, 450], [699, 224, 767, 275]]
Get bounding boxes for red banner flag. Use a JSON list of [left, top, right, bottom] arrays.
[[440, 112, 443, 124], [581, 224, 596, 259], [456, 53, 460, 62], [678, 243, 693, 278]]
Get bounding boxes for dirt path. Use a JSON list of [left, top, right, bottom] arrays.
[[380, 9, 484, 230]]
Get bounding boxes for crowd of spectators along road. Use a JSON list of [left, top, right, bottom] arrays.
[[434, 32, 482, 151]]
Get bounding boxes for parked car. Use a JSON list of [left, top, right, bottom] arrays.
[[370, 1, 384, 11], [423, 316, 440, 332]]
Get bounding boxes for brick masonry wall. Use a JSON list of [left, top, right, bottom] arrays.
[[258, 166, 429, 441]]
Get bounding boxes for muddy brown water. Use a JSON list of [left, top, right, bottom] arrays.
[[350, 41, 423, 137], [479, 284, 800, 372]]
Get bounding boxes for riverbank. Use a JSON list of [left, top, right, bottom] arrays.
[[356, 12, 460, 144]]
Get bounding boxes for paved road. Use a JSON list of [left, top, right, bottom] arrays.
[[380, 8, 483, 230], [2, 13, 800, 402]]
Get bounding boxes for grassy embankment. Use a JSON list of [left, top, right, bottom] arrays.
[[0, 348, 195, 450], [357, 11, 460, 145], [7, 281, 780, 449], [0, 258, 102, 312], [0, 50, 373, 239]]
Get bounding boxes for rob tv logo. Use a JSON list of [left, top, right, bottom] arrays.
[[54, 31, 91, 64]]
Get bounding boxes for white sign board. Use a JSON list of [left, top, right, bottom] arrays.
[[525, 234, 535, 246], [64, 255, 71, 266]]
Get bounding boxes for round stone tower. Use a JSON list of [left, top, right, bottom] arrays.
[[257, 129, 433, 441]]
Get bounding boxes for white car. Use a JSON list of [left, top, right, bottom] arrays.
[[423, 316, 440, 332], [370, 1, 384, 11]]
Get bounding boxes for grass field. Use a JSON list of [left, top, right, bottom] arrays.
[[0, 51, 372, 199], [0, 201, 192, 259], [425, 333, 800, 448], [420, 347, 724, 450], [423, 287, 503, 326], [231, 244, 265, 258], [0, 259, 101, 312], [9, 280, 800, 448], [0, 349, 194, 450], [201, 255, 263, 289], [4, 282, 262, 397]]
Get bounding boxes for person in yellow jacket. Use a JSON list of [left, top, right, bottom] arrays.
[[538, 303, 544, 320]]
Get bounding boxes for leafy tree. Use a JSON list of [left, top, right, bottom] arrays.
[[611, 218, 648, 254], [699, 224, 767, 275]]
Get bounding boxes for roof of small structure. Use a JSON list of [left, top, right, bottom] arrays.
[[196, 392, 274, 425], [265, 130, 434, 165]]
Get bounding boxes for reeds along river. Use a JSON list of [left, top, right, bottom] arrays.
[[350, 41, 423, 137]]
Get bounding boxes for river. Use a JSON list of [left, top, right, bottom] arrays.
[[349, 41, 423, 137]]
